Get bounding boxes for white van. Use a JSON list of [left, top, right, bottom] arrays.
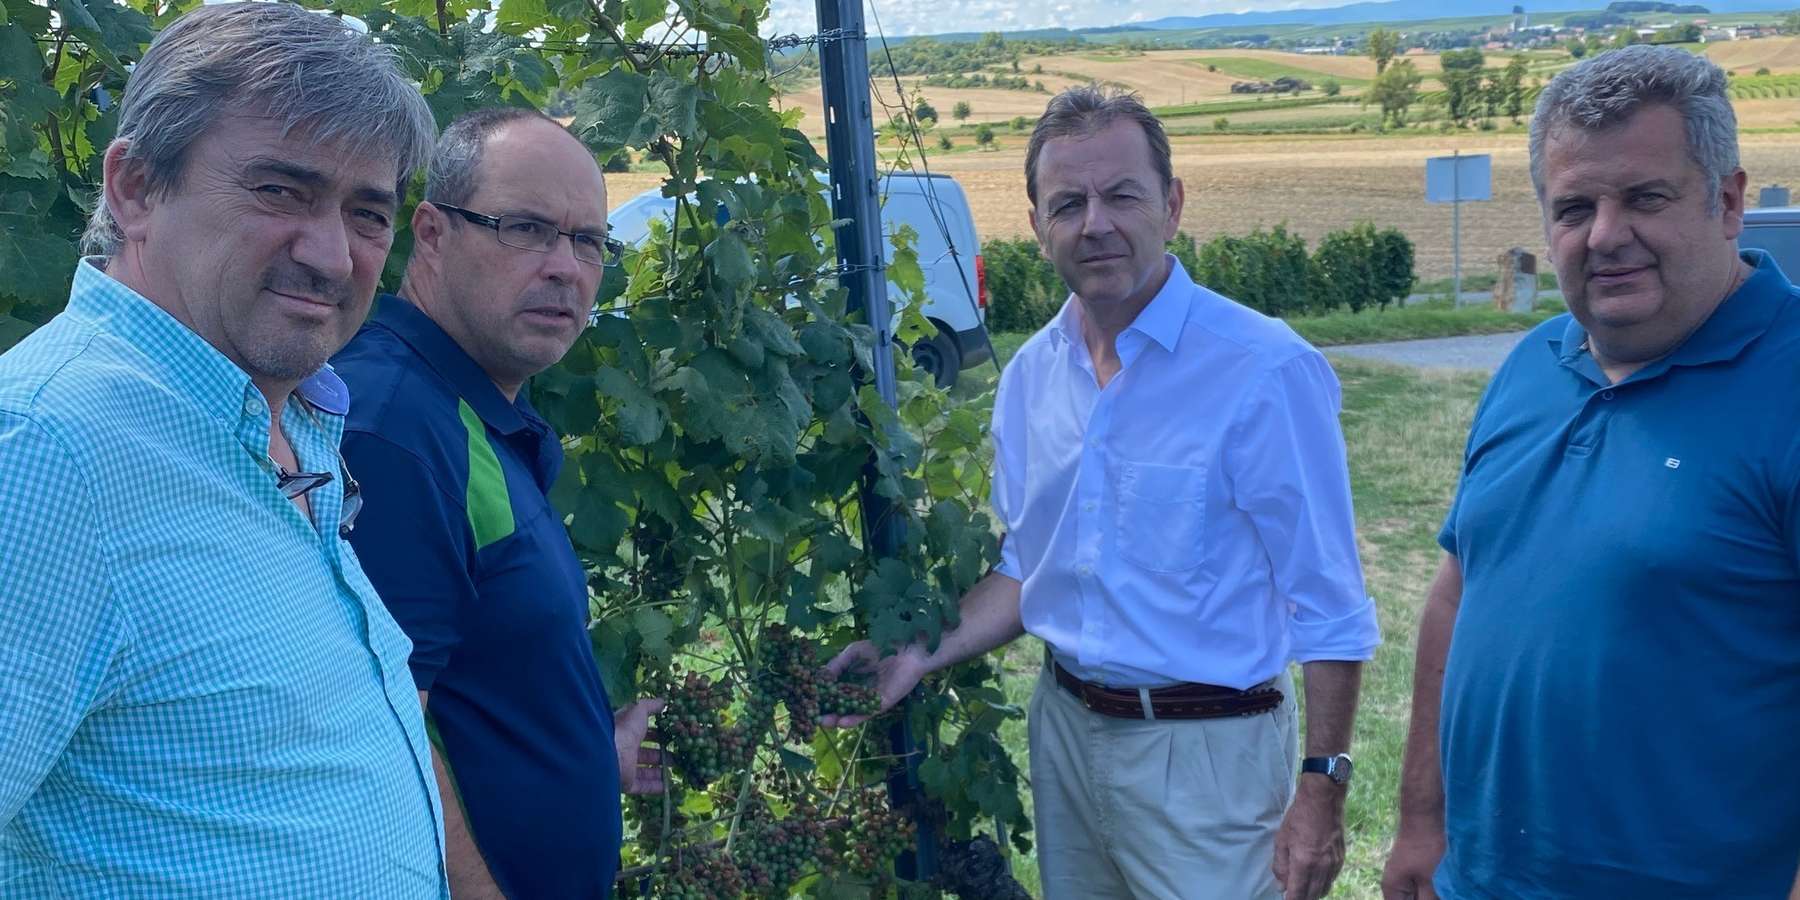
[[607, 171, 992, 386]]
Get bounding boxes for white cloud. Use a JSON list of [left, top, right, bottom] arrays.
[[764, 0, 1313, 38]]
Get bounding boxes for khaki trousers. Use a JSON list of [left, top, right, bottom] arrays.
[[1028, 666, 1298, 900]]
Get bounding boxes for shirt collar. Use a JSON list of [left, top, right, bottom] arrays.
[[369, 294, 530, 435], [1050, 254, 1193, 355], [67, 258, 344, 423], [1552, 249, 1792, 379]]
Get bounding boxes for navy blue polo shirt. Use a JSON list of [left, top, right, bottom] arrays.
[[1436, 250, 1800, 899], [333, 296, 621, 900]]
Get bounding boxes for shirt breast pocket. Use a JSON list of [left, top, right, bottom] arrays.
[[1115, 460, 1208, 573]]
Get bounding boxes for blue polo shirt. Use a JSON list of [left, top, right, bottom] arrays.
[[1436, 250, 1800, 899], [333, 296, 621, 900]]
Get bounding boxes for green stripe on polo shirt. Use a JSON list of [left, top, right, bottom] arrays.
[[459, 399, 515, 550]]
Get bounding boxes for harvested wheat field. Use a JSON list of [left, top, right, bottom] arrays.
[[920, 131, 1800, 280], [1705, 35, 1800, 74], [606, 99, 1800, 283]]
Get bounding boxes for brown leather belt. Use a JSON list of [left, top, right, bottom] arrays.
[[1050, 658, 1283, 721]]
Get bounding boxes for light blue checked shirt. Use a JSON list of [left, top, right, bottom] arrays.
[[0, 261, 448, 898]]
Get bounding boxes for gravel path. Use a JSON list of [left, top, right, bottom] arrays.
[[1324, 331, 1532, 372]]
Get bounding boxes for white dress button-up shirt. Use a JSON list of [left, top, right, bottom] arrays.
[[992, 256, 1380, 689]]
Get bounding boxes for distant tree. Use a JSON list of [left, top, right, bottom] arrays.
[[1214, 116, 1230, 131], [1756, 66, 1772, 76], [1009, 115, 1030, 130], [952, 100, 972, 121], [1440, 48, 1487, 124], [1321, 77, 1342, 96], [1612, 26, 1639, 48], [938, 134, 954, 150], [1207, 63, 1218, 72], [1368, 58, 1423, 127], [1367, 27, 1400, 73], [1481, 73, 1504, 121], [914, 99, 938, 123], [1649, 23, 1703, 44], [1567, 37, 1589, 59], [1502, 54, 1529, 122], [975, 124, 996, 147], [1786, 11, 1800, 33]]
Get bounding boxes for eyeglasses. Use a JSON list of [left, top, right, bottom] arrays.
[[432, 203, 625, 268], [274, 454, 363, 540]]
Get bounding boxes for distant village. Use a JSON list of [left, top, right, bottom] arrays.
[[1254, 3, 1797, 54]]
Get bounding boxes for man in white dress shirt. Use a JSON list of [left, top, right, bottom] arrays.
[[825, 86, 1379, 900]]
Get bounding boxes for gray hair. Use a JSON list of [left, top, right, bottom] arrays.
[[82, 1, 437, 256], [1528, 43, 1738, 215], [1025, 85, 1173, 206], [424, 106, 566, 210]]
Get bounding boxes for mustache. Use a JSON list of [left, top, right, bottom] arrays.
[[518, 284, 583, 315], [263, 263, 353, 307]]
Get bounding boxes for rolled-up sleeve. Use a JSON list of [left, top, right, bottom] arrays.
[[341, 430, 477, 691], [1225, 352, 1380, 663], [0, 412, 129, 828]]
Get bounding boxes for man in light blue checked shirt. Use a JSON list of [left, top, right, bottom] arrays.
[[0, 4, 448, 896]]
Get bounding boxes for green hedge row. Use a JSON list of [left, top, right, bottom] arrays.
[[982, 222, 1415, 333]]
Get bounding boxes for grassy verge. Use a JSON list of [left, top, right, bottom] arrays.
[[982, 299, 1563, 356], [966, 346, 1489, 898], [1287, 299, 1563, 346], [1411, 272, 1561, 296]]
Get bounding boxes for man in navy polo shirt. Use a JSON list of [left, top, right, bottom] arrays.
[[333, 107, 663, 899], [1382, 46, 1800, 900]]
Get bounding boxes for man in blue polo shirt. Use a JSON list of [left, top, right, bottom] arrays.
[[1382, 46, 1800, 900], [333, 108, 662, 899]]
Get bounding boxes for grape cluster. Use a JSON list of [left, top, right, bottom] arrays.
[[843, 789, 917, 876], [758, 627, 825, 742], [662, 671, 754, 787], [660, 849, 744, 900], [817, 680, 881, 719], [732, 803, 834, 897]]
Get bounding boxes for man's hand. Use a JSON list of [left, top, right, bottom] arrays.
[[1272, 776, 1347, 900], [1379, 824, 1445, 900], [818, 640, 932, 728], [614, 699, 666, 795]]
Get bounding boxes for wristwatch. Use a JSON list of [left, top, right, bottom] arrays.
[[1300, 753, 1354, 787]]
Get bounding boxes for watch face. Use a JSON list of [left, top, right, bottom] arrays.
[[1330, 755, 1354, 784]]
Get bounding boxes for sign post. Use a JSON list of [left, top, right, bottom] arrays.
[[1425, 152, 1492, 305]]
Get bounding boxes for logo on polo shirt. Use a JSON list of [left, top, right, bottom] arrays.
[[1665, 458, 1681, 470]]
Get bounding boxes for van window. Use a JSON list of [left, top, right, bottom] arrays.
[[881, 192, 954, 265]]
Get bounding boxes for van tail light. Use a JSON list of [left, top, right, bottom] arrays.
[[975, 254, 988, 310]]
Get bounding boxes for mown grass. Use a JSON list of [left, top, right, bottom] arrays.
[[1287, 299, 1564, 347], [962, 339, 1489, 898], [981, 297, 1561, 356]]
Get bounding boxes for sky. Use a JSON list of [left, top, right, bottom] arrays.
[[762, 0, 1325, 39]]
